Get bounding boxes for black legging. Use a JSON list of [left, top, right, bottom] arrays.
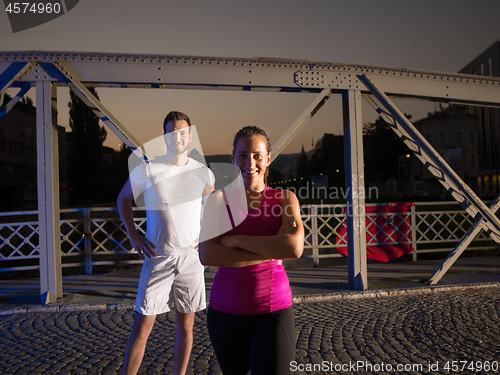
[[207, 305, 296, 375]]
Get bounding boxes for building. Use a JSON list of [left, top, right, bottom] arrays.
[[459, 40, 500, 198], [0, 97, 67, 210], [413, 105, 480, 197], [404, 40, 500, 199]]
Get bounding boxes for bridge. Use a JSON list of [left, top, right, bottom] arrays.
[[1, 51, 500, 303]]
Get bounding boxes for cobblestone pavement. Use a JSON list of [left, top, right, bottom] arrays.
[[0, 286, 499, 375]]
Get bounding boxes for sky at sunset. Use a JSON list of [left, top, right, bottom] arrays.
[[1, 0, 500, 156]]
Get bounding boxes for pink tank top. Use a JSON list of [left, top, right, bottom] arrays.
[[209, 186, 293, 315]]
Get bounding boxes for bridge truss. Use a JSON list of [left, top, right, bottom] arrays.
[[1, 51, 500, 302]]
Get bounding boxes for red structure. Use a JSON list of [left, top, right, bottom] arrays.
[[336, 203, 414, 262]]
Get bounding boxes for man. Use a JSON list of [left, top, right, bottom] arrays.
[[117, 111, 215, 375]]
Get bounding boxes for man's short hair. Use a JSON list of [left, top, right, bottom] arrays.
[[163, 111, 191, 134]]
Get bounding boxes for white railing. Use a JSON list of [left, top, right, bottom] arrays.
[[302, 202, 496, 267], [0, 202, 497, 273], [0, 207, 147, 274]]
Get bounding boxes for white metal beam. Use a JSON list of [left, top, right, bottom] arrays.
[[36, 80, 62, 304], [296, 67, 500, 107], [342, 89, 367, 290], [53, 61, 150, 156], [2, 52, 500, 106]]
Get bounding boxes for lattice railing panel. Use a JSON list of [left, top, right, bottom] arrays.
[[301, 215, 314, 249], [0, 222, 39, 259], [89, 218, 147, 254], [317, 214, 343, 248], [0, 203, 497, 270], [416, 211, 479, 243], [364, 212, 412, 246], [334, 213, 413, 248], [60, 220, 85, 254]]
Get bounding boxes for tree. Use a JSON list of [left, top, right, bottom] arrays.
[[268, 167, 282, 185], [20, 96, 33, 106], [363, 115, 410, 187], [103, 144, 132, 202], [68, 88, 107, 204], [296, 145, 310, 187], [308, 134, 345, 188]]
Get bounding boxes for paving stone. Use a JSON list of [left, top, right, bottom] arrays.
[[0, 287, 499, 374]]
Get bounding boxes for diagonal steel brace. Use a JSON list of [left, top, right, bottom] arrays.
[[359, 74, 500, 240], [0, 84, 31, 117], [52, 61, 153, 160], [427, 195, 500, 284], [271, 88, 333, 162], [0, 61, 38, 113]]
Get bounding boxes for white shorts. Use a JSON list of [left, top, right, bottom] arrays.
[[135, 253, 206, 315]]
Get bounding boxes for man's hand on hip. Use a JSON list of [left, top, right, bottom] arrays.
[[129, 233, 156, 259]]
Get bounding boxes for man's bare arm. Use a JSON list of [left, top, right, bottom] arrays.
[[202, 184, 215, 205], [117, 178, 156, 259]]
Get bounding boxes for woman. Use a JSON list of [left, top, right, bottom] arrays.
[[199, 126, 304, 375]]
